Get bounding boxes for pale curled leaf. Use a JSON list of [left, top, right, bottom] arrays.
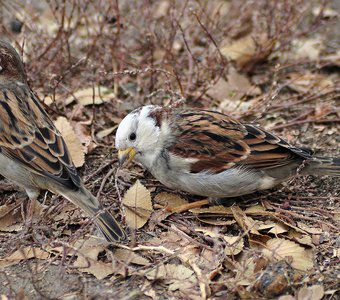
[[73, 238, 113, 280], [96, 126, 117, 139], [114, 249, 149, 266], [231, 206, 261, 235], [0, 202, 22, 232], [221, 34, 275, 68], [224, 235, 244, 256], [154, 192, 188, 207], [0, 247, 49, 268], [54, 117, 85, 167], [262, 238, 314, 271], [296, 222, 322, 234], [65, 86, 115, 106], [298, 285, 324, 300], [123, 180, 153, 229]]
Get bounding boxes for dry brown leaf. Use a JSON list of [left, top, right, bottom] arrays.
[[208, 68, 261, 102], [244, 205, 267, 214], [73, 121, 96, 154], [0, 247, 49, 268], [114, 249, 150, 266], [123, 180, 153, 229], [288, 230, 313, 246], [231, 206, 261, 235], [96, 126, 117, 139], [54, 117, 85, 167], [287, 73, 333, 93], [268, 223, 289, 235], [144, 263, 197, 292], [278, 296, 296, 300], [312, 6, 338, 17], [258, 223, 277, 231], [154, 192, 188, 208], [50, 202, 84, 223], [232, 255, 257, 286], [73, 238, 113, 280], [224, 235, 244, 256], [262, 238, 314, 271], [0, 201, 46, 232], [297, 285, 324, 300], [154, 0, 171, 19], [219, 98, 258, 115], [0, 202, 22, 232], [296, 222, 322, 234], [196, 217, 236, 226], [65, 86, 114, 106], [221, 34, 274, 68], [195, 227, 220, 238], [293, 38, 323, 60]]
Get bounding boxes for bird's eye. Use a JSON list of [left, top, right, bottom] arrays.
[[129, 132, 136, 141]]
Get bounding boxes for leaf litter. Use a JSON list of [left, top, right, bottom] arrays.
[[0, 0, 339, 299]]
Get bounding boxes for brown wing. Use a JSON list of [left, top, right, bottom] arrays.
[[0, 84, 80, 189], [169, 109, 312, 174]]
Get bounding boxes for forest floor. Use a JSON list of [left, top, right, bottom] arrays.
[[0, 1, 339, 299]]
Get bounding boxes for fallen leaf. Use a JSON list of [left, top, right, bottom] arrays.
[[293, 38, 323, 60], [73, 238, 113, 280], [96, 126, 117, 139], [231, 206, 261, 235], [208, 68, 261, 101], [224, 235, 244, 256], [262, 238, 314, 271], [296, 222, 322, 234], [0, 247, 49, 268], [219, 98, 258, 115], [65, 86, 114, 106], [54, 117, 85, 167], [312, 6, 338, 17], [154, 192, 188, 208], [144, 263, 197, 292], [196, 217, 236, 226], [287, 73, 333, 93], [221, 34, 274, 68], [0, 202, 22, 232], [297, 285, 324, 300], [268, 223, 289, 235], [195, 227, 220, 238], [278, 296, 296, 300], [123, 180, 153, 229], [288, 230, 313, 246], [114, 249, 150, 266]]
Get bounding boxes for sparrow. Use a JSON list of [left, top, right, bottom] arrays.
[[116, 105, 339, 200], [0, 40, 126, 242]]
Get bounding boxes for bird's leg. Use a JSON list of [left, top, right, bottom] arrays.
[[208, 197, 237, 206], [22, 188, 40, 228]]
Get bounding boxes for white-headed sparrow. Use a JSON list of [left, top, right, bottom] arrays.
[[116, 105, 339, 199], [0, 40, 126, 242]]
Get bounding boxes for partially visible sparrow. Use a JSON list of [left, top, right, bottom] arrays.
[[0, 40, 126, 242], [116, 105, 339, 199]]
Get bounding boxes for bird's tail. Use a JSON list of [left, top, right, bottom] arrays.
[[57, 185, 127, 242], [305, 156, 340, 177]]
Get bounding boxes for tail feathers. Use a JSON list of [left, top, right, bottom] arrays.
[[306, 156, 340, 177], [57, 185, 127, 242], [94, 209, 127, 242]]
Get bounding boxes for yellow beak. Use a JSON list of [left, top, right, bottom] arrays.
[[118, 147, 137, 166]]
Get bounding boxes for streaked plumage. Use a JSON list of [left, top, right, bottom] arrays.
[[0, 40, 126, 242], [116, 105, 339, 199]]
